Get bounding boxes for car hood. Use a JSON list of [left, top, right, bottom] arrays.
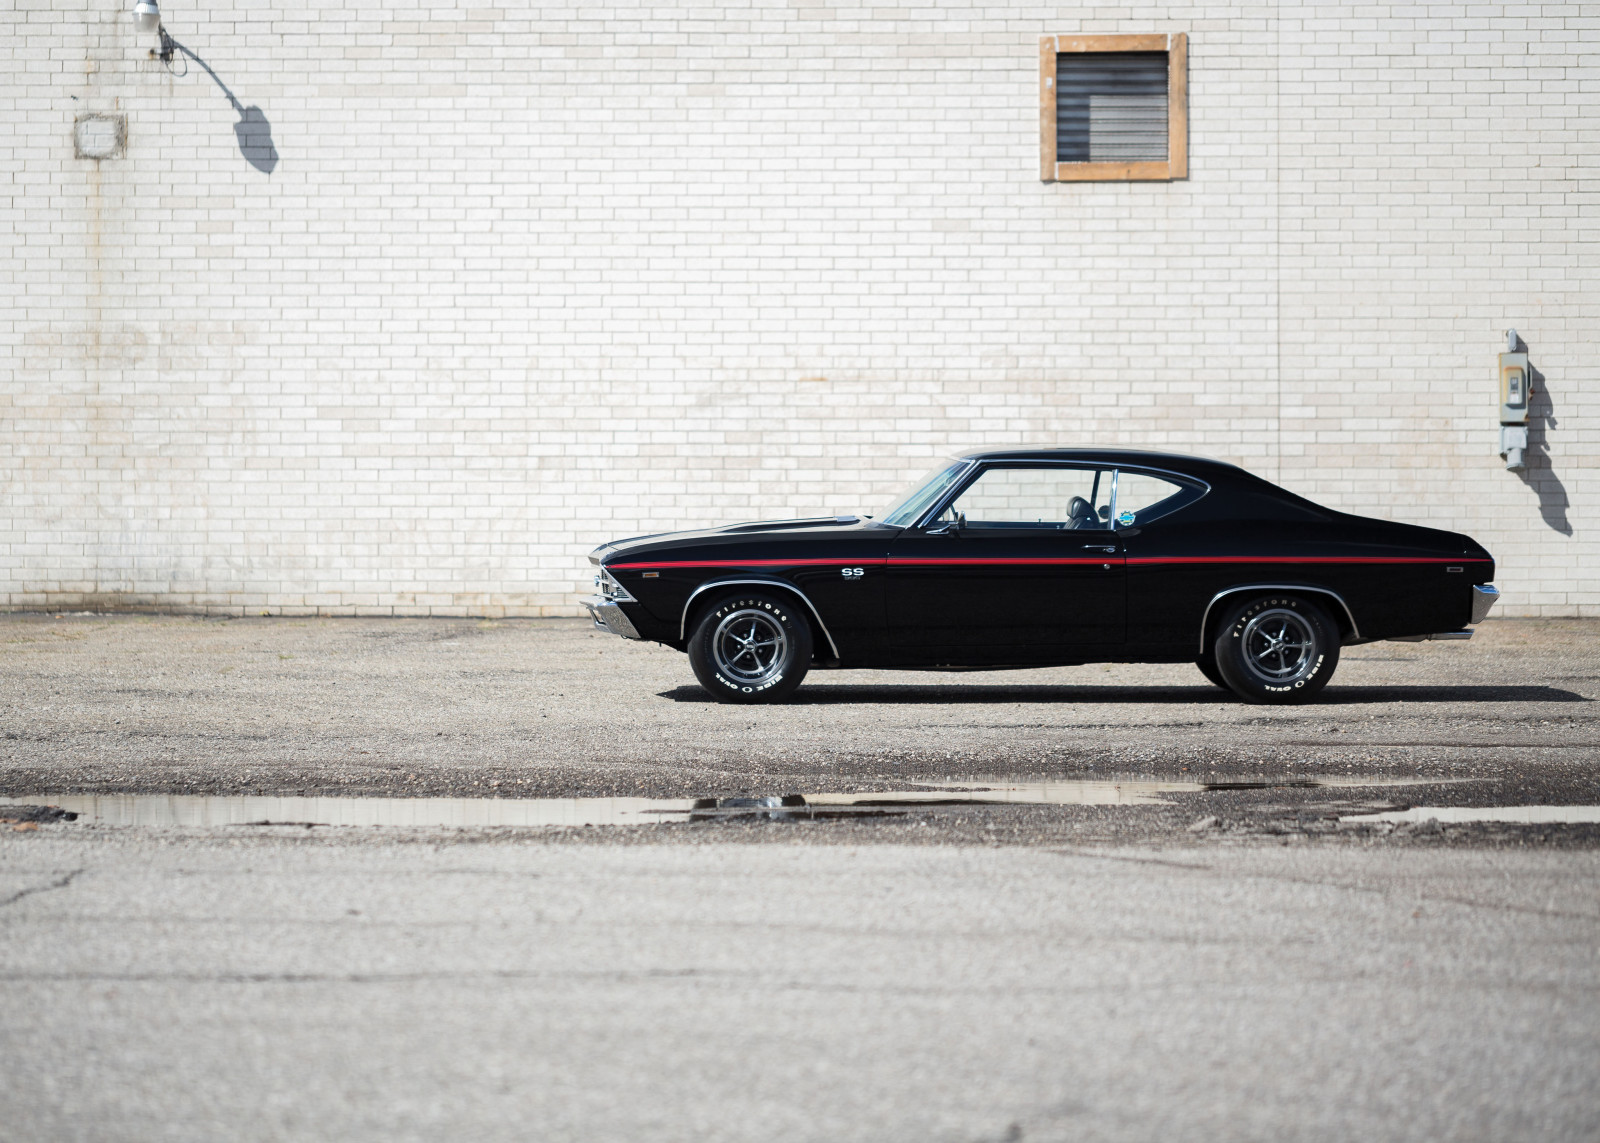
[[590, 516, 888, 565]]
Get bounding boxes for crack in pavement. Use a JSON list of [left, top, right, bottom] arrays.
[[0, 967, 718, 985], [1047, 849, 1214, 871], [0, 868, 84, 909], [1274, 741, 1600, 749], [1215, 864, 1600, 922], [1047, 850, 1600, 922]]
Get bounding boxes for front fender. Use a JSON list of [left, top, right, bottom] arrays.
[[678, 577, 842, 662]]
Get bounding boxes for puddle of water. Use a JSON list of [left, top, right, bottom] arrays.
[[804, 776, 1464, 808], [1344, 806, 1600, 825], [0, 775, 1472, 829], [0, 793, 700, 829]]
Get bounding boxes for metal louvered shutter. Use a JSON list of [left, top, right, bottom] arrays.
[[1056, 51, 1168, 162]]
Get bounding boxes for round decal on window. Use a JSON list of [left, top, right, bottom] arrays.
[[1117, 510, 1136, 526]]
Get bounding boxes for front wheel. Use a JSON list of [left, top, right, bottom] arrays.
[[687, 592, 813, 704], [1195, 655, 1227, 689], [1213, 595, 1340, 705]]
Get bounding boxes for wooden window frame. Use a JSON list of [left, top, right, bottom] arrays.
[[1039, 33, 1188, 183]]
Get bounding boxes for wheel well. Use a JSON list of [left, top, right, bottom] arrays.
[[1198, 586, 1357, 656], [680, 579, 839, 662]]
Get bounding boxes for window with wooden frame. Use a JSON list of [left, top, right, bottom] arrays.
[[1039, 34, 1187, 182]]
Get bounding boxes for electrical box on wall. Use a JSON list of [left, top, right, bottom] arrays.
[[1498, 330, 1529, 470], [1500, 352, 1529, 425]]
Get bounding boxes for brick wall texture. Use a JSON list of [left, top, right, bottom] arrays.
[[4, 2, 1595, 616]]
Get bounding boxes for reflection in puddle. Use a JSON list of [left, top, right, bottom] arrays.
[[0, 775, 1469, 829], [1345, 805, 1600, 825]]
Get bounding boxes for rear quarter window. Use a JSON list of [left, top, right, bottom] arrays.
[[1115, 471, 1206, 526]]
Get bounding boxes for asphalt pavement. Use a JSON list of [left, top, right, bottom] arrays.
[[2, 835, 1597, 1142], [2, 614, 1598, 1140]]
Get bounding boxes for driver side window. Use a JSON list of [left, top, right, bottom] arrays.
[[936, 466, 1113, 530]]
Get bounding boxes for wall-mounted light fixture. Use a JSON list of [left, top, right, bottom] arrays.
[[129, 0, 279, 173], [1499, 329, 1529, 471], [133, 0, 175, 61]]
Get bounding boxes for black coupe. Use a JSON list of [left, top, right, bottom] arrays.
[[582, 449, 1498, 704]]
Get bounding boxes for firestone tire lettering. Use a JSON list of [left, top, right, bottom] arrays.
[[1212, 594, 1340, 706], [687, 592, 813, 705]]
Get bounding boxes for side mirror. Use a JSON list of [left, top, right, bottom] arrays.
[[928, 511, 965, 536]]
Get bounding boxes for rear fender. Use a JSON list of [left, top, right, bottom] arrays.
[[1198, 584, 1360, 655]]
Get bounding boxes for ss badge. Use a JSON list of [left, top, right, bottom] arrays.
[[841, 567, 865, 578]]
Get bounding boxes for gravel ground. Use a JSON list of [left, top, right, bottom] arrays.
[[0, 613, 1596, 847]]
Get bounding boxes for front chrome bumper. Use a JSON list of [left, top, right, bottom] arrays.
[[581, 595, 642, 640]]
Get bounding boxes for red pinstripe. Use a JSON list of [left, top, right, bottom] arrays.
[[889, 558, 1116, 567], [608, 558, 882, 570], [1125, 556, 1488, 566], [609, 555, 1487, 570]]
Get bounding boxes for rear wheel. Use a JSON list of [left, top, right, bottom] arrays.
[[687, 592, 812, 704], [1213, 595, 1340, 704]]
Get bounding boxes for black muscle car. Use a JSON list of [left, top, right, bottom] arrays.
[[582, 449, 1498, 704]]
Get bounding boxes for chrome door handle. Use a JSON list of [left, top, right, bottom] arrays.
[[1081, 545, 1117, 553]]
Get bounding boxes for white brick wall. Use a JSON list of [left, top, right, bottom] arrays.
[[2, 2, 1595, 617]]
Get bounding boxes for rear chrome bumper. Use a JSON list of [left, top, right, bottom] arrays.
[[581, 595, 642, 640], [1393, 585, 1499, 639]]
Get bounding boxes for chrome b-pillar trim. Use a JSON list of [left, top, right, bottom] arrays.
[[1197, 584, 1361, 655], [679, 578, 842, 661]]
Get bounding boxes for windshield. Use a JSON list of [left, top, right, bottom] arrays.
[[878, 460, 969, 527]]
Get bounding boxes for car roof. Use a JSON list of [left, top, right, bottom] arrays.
[[953, 448, 1248, 480]]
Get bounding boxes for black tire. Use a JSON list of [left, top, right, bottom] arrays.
[[1195, 655, 1227, 689], [1212, 594, 1340, 705], [687, 591, 812, 704]]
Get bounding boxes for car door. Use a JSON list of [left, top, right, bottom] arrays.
[[1109, 468, 1220, 652], [885, 464, 1126, 658]]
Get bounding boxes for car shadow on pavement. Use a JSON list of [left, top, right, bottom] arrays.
[[657, 684, 1589, 705], [1319, 685, 1589, 705]]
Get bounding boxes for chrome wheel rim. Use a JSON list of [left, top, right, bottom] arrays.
[[1240, 609, 1318, 684], [712, 609, 788, 686]]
